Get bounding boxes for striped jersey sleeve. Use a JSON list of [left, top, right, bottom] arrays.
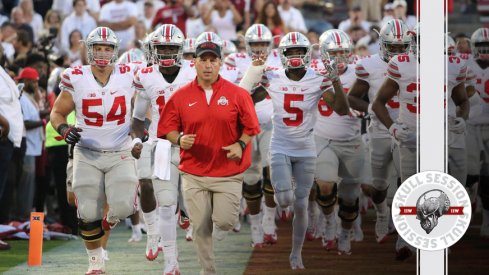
[[320, 77, 333, 92], [59, 68, 74, 93], [386, 58, 401, 81], [465, 67, 476, 87], [355, 62, 369, 80], [132, 72, 145, 91], [456, 64, 467, 82], [224, 54, 236, 67]]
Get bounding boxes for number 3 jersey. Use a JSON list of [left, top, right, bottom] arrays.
[[387, 54, 419, 131], [59, 64, 138, 151], [133, 60, 196, 139], [355, 54, 400, 138], [261, 68, 333, 157], [314, 64, 360, 140]]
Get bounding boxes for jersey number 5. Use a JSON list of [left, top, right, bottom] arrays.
[[82, 96, 126, 126], [283, 94, 304, 126]]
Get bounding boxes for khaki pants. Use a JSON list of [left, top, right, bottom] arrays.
[[181, 172, 243, 275]]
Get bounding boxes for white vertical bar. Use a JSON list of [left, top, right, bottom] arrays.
[[419, 0, 446, 274]]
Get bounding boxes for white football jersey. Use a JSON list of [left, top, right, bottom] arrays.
[[387, 54, 419, 130], [133, 60, 196, 139], [466, 55, 489, 125], [309, 58, 325, 72], [220, 64, 241, 84], [59, 64, 137, 151], [314, 64, 361, 140], [446, 55, 467, 119], [261, 68, 333, 157], [355, 54, 400, 138], [226, 49, 281, 125]]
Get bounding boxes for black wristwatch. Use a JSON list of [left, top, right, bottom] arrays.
[[237, 140, 246, 151]]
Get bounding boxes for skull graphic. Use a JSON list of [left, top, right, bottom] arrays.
[[416, 190, 450, 234]]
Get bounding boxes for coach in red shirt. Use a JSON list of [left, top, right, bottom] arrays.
[[157, 32, 260, 275]]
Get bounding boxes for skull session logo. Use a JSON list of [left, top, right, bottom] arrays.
[[392, 171, 471, 251]]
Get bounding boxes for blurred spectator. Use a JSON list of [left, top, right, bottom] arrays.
[[185, 2, 207, 38], [152, 0, 194, 35], [60, 0, 97, 50], [10, 7, 35, 42], [52, 0, 101, 20], [255, 0, 288, 45], [203, 0, 242, 41], [392, 0, 416, 29], [67, 30, 82, 64], [351, 0, 382, 23], [1, 22, 17, 62], [0, 12, 9, 26], [356, 24, 380, 55], [135, 20, 147, 42], [32, 0, 54, 18], [380, 3, 394, 28], [139, 0, 158, 30], [16, 67, 44, 221], [137, 0, 165, 22], [231, 0, 256, 31], [99, 0, 138, 51], [19, 0, 43, 41], [339, 5, 371, 33], [25, 53, 49, 90], [277, 0, 307, 33], [355, 43, 369, 57], [43, 9, 62, 34], [307, 30, 320, 60], [347, 25, 367, 46], [13, 30, 33, 65]]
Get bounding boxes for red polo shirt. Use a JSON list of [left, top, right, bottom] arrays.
[[157, 76, 261, 177]]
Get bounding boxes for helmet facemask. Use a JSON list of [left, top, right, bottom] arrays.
[[474, 42, 489, 61], [153, 44, 183, 67], [246, 41, 272, 60], [87, 43, 118, 67], [322, 50, 350, 73], [281, 46, 310, 69], [381, 41, 410, 62]]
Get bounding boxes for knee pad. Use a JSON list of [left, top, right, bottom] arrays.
[[243, 180, 263, 202], [262, 178, 274, 196], [78, 219, 104, 241], [338, 198, 359, 223], [315, 182, 337, 210], [466, 174, 479, 188], [479, 176, 489, 210], [275, 190, 294, 208], [371, 186, 389, 204]]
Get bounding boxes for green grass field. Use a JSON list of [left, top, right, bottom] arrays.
[[0, 239, 67, 273]]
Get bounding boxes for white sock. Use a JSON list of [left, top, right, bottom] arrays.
[[249, 213, 261, 228], [159, 205, 177, 260], [374, 200, 388, 215], [86, 247, 103, 260], [340, 227, 351, 238], [291, 197, 308, 257], [131, 223, 141, 235], [263, 206, 276, 221], [142, 209, 158, 236]]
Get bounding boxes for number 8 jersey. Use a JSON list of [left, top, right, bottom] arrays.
[[59, 64, 138, 151], [260, 67, 333, 157]]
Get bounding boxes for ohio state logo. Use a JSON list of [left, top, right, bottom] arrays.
[[392, 171, 471, 251]]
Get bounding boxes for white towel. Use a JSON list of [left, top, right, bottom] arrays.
[[153, 139, 172, 181]]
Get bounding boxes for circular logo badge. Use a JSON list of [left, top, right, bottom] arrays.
[[392, 171, 471, 251]]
